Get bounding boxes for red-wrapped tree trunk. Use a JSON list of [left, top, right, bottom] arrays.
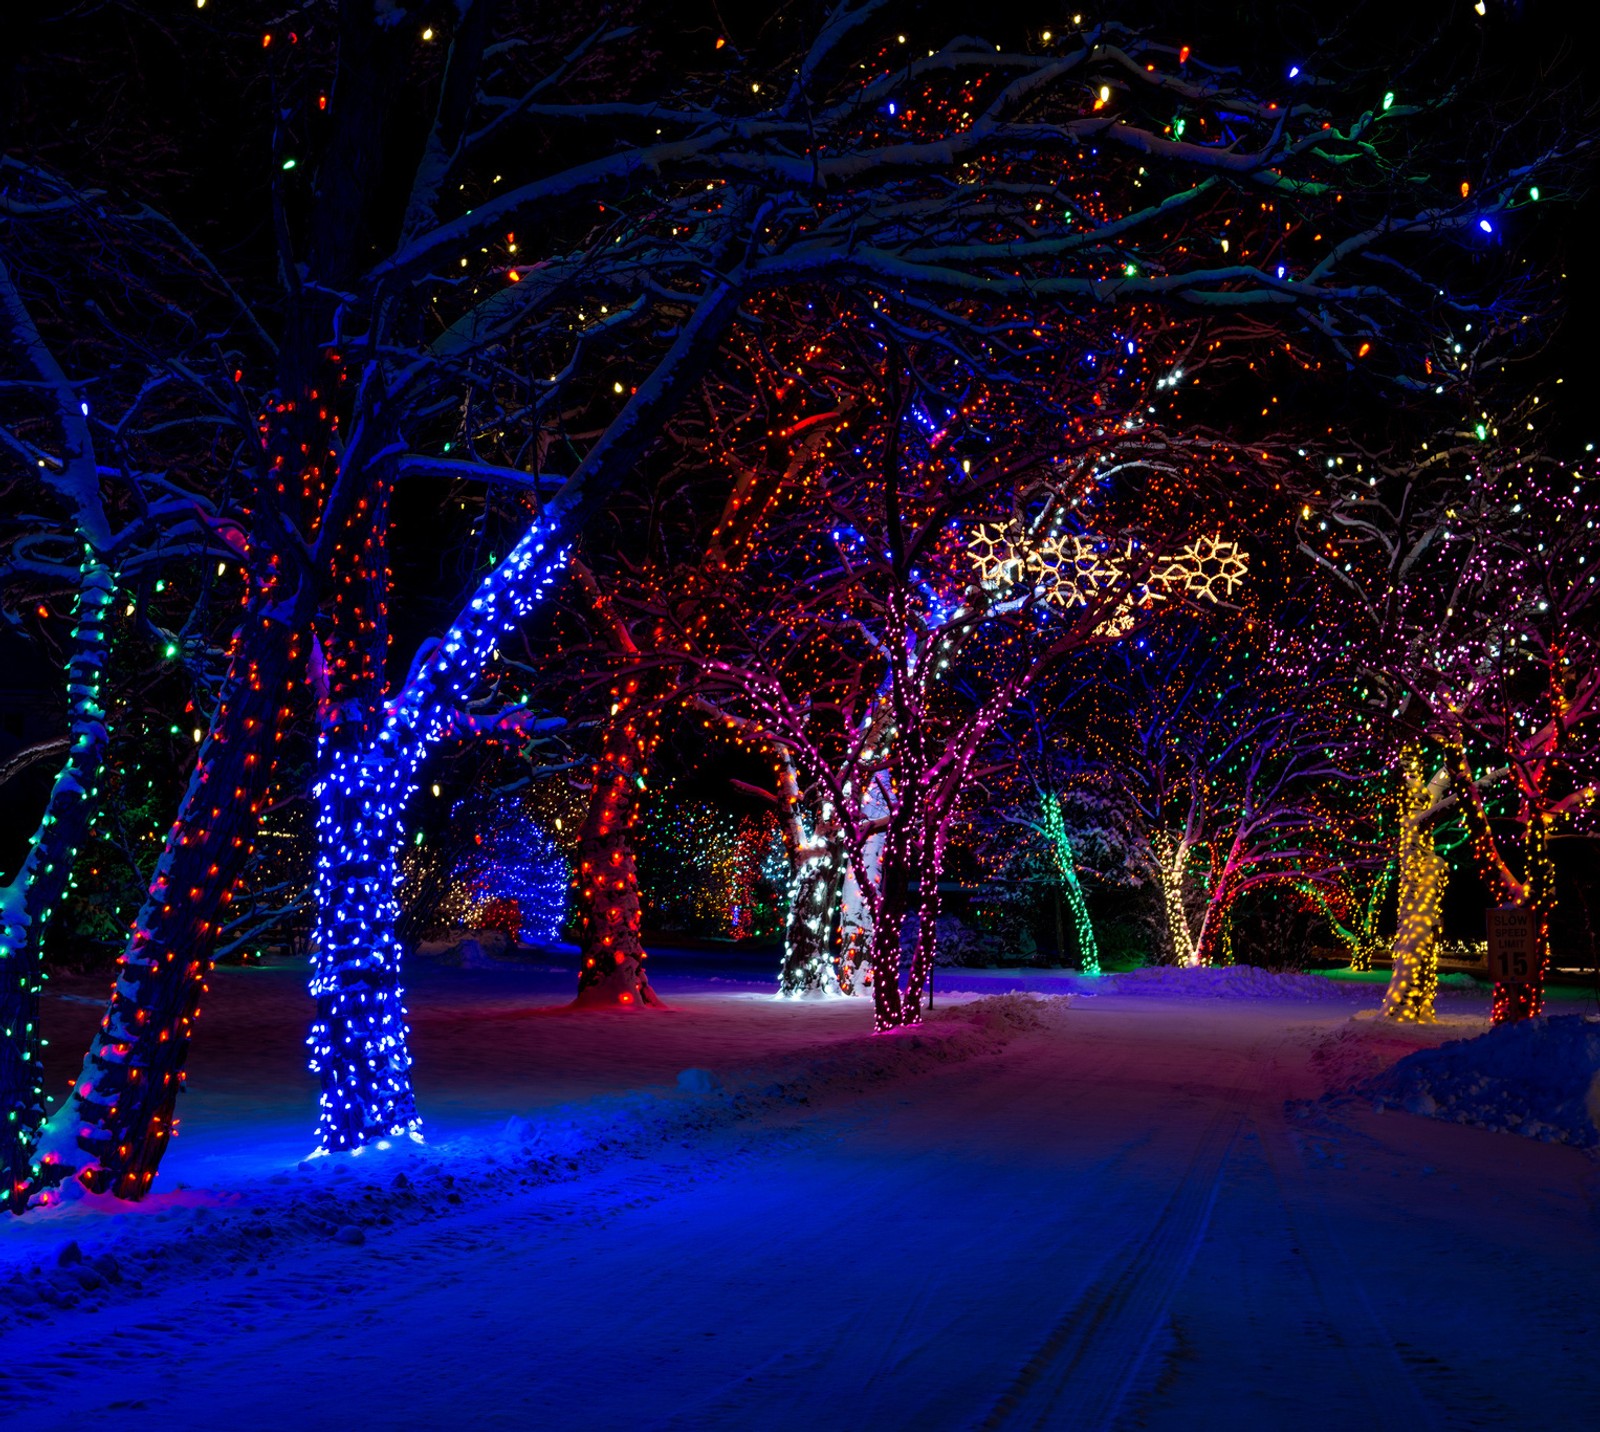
[[573, 696, 661, 1007]]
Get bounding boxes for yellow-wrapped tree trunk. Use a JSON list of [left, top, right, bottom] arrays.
[[1381, 748, 1449, 1022]]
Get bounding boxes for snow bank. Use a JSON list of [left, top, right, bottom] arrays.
[[0, 994, 1058, 1325], [1104, 966, 1364, 1003], [1353, 1014, 1600, 1149]]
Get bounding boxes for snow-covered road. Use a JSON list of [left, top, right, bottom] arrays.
[[3, 980, 1597, 1429]]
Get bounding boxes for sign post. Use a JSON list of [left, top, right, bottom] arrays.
[[1485, 907, 1537, 983]]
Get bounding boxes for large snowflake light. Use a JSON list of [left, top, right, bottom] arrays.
[[967, 523, 1247, 630], [1149, 534, 1250, 603]]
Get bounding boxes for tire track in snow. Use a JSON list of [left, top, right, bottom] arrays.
[[1254, 1114, 1437, 1431], [978, 1093, 1244, 1431], [654, 1011, 1126, 1430], [819, 1013, 1151, 1424]]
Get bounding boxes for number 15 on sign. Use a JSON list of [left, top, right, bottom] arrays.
[[1486, 907, 1537, 983]]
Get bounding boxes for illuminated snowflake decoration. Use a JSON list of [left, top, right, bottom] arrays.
[[967, 524, 1247, 634], [967, 521, 1030, 589], [1033, 533, 1126, 608], [1148, 534, 1249, 602]]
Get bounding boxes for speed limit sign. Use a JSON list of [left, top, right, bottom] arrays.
[[1486, 907, 1538, 983]]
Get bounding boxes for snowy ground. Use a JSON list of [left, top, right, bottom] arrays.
[[3, 954, 1599, 1429]]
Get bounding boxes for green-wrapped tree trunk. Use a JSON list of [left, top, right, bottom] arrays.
[[1, 561, 113, 1207]]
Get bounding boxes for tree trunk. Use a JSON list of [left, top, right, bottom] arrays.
[[866, 812, 921, 1030], [866, 887, 910, 1029], [305, 735, 422, 1152], [1042, 796, 1099, 975], [1153, 832, 1198, 966], [2, 559, 112, 1206], [573, 712, 660, 1007], [1197, 897, 1234, 968], [779, 841, 843, 996], [901, 823, 944, 1021], [1349, 861, 1394, 973], [838, 779, 888, 997], [1350, 932, 1384, 974], [303, 433, 423, 1149], [1381, 750, 1447, 1023], [837, 861, 875, 996], [32, 596, 306, 1198], [1061, 858, 1099, 976]]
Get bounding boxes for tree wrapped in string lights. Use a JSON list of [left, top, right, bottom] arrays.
[[1039, 792, 1102, 976], [1, 215, 258, 1200], [968, 706, 1113, 975], [1299, 410, 1599, 1022], [12, 0, 1570, 1188], [1303, 853, 1396, 974], [1381, 747, 1453, 1020], [428, 792, 570, 947], [1083, 601, 1372, 967], [517, 394, 839, 1005], [770, 747, 854, 997], [0, 261, 116, 1206], [635, 790, 783, 941], [669, 321, 1299, 1024]]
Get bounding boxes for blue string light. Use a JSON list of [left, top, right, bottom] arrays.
[[307, 522, 569, 1153], [453, 796, 569, 944]]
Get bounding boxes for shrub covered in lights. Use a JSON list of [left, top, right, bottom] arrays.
[[449, 796, 569, 946], [401, 792, 571, 946]]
